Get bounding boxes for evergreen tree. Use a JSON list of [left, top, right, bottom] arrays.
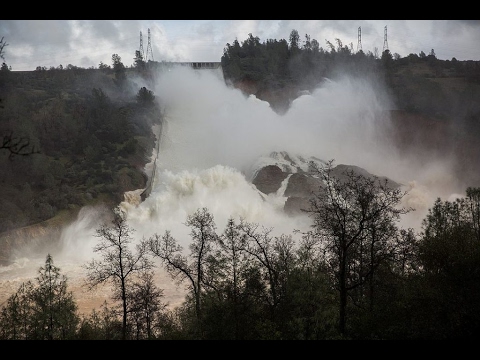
[[0, 254, 79, 340], [29, 254, 79, 340]]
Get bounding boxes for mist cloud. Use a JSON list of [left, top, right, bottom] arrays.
[[0, 64, 466, 310]]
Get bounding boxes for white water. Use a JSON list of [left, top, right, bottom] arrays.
[[0, 66, 463, 313]]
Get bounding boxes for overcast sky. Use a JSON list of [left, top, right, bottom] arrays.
[[1, 20, 480, 71]]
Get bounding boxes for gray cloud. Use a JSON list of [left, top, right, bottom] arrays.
[[1, 20, 479, 71]]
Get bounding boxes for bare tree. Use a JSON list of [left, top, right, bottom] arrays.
[[127, 270, 167, 339], [305, 159, 411, 337], [1, 130, 39, 159], [147, 207, 219, 339], [83, 207, 154, 340], [214, 217, 247, 338], [466, 187, 480, 241], [78, 301, 122, 340], [0, 37, 38, 158], [237, 219, 297, 323], [0, 37, 7, 61]]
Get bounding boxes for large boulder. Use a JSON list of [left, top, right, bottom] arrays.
[[282, 173, 324, 215], [330, 164, 400, 189], [251, 165, 289, 195], [284, 196, 311, 216], [250, 152, 401, 216], [284, 172, 323, 198]]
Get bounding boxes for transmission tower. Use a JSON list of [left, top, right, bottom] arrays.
[[383, 26, 389, 52], [139, 31, 145, 60], [357, 27, 362, 52], [146, 28, 154, 62]]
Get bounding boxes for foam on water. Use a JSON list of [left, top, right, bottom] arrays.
[[1, 66, 464, 312]]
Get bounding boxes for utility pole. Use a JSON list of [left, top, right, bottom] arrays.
[[383, 26, 389, 52], [139, 31, 145, 60], [357, 26, 362, 53], [146, 28, 154, 62]]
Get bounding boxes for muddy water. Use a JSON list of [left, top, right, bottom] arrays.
[[0, 256, 187, 316]]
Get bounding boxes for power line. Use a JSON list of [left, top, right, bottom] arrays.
[[10, 23, 480, 71]]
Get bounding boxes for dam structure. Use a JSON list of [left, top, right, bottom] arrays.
[[157, 61, 221, 70], [147, 61, 222, 73]]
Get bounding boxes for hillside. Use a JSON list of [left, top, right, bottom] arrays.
[[0, 66, 162, 261], [3, 55, 480, 340], [1, 53, 480, 263], [229, 56, 480, 192]]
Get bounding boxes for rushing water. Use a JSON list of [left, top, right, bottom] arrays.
[[0, 66, 463, 314]]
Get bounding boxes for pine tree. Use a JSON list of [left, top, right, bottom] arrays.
[[29, 254, 80, 339]]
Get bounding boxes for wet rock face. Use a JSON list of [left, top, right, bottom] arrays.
[[330, 164, 400, 189], [251, 166, 321, 215], [250, 152, 401, 216], [284, 173, 324, 198], [284, 196, 311, 216], [250, 156, 324, 216], [283, 173, 325, 215], [251, 165, 289, 195]]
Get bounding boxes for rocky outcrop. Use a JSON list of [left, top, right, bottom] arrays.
[[330, 164, 400, 189], [232, 79, 301, 115], [282, 172, 325, 215], [0, 210, 76, 266], [251, 152, 401, 216], [284, 172, 324, 198], [284, 196, 312, 216], [251, 165, 289, 195]]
